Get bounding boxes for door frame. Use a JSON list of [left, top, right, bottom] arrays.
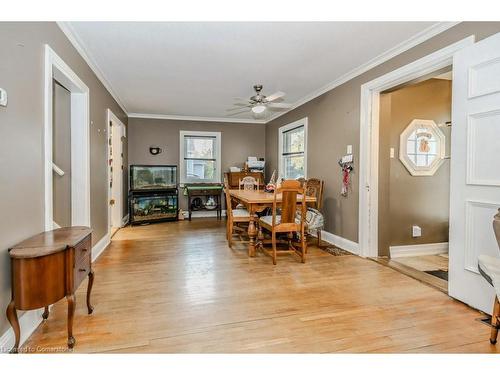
[[106, 109, 126, 233], [358, 36, 475, 258], [44, 45, 90, 231]]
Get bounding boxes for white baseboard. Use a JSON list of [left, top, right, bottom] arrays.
[[187, 210, 226, 219], [0, 308, 45, 353], [315, 230, 359, 255], [92, 232, 111, 262], [121, 214, 129, 227], [390, 242, 449, 258]]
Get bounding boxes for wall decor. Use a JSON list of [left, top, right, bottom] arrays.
[[399, 119, 446, 176], [149, 146, 162, 156]]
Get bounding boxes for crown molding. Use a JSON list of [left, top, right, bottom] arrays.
[[265, 21, 461, 124], [56, 21, 129, 114], [128, 112, 266, 124]]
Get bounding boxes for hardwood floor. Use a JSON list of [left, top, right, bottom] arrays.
[[21, 219, 498, 353]]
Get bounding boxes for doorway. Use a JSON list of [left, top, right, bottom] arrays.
[[44, 45, 90, 231], [107, 109, 126, 237], [376, 72, 452, 291]]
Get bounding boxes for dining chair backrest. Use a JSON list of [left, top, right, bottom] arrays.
[[272, 180, 306, 229], [296, 177, 306, 188], [223, 186, 233, 221], [239, 176, 259, 191], [305, 178, 324, 210]]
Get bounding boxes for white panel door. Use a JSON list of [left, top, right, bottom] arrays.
[[449, 32, 500, 313]]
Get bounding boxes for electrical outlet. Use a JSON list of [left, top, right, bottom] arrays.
[[412, 225, 422, 238], [390, 148, 395, 158], [0, 88, 7, 107], [347, 145, 353, 154]]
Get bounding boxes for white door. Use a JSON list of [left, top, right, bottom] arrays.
[[449, 32, 500, 313], [108, 109, 125, 230]]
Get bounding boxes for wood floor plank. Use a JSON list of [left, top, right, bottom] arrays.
[[20, 219, 495, 353]]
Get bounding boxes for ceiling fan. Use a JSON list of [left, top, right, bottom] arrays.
[[227, 84, 293, 117]]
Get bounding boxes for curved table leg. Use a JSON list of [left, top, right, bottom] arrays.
[[6, 300, 20, 353], [87, 270, 94, 314], [67, 294, 76, 349]]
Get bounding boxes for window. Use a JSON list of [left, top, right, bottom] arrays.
[[399, 119, 446, 176], [179, 131, 221, 184], [278, 118, 308, 180]]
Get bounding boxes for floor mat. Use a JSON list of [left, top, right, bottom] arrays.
[[424, 269, 449, 281], [320, 245, 352, 256]]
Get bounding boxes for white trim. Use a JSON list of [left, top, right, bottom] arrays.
[[179, 130, 222, 184], [44, 45, 91, 231], [316, 230, 359, 255], [56, 22, 128, 114], [358, 36, 475, 259], [266, 22, 460, 124], [0, 309, 45, 353], [121, 214, 130, 227], [389, 242, 449, 258], [128, 112, 266, 124], [278, 117, 308, 180], [92, 232, 111, 263]]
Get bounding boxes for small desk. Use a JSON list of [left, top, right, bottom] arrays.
[[184, 184, 223, 221], [229, 189, 316, 256], [7, 226, 94, 352]]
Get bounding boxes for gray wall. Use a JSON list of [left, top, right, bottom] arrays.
[[265, 22, 500, 243], [378, 79, 452, 256], [127, 118, 266, 210], [0, 22, 128, 337], [53, 81, 72, 227]]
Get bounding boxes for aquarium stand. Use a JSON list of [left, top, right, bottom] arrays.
[[129, 188, 178, 225]]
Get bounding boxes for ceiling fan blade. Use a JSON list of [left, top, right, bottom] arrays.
[[265, 91, 285, 103], [226, 107, 251, 116], [232, 102, 250, 107], [226, 105, 251, 112], [267, 102, 292, 109]]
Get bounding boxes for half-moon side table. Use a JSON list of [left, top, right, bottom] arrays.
[[7, 226, 94, 353]]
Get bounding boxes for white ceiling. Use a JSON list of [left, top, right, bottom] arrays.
[[62, 22, 454, 123]]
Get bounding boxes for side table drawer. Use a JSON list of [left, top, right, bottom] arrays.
[[74, 251, 91, 289]]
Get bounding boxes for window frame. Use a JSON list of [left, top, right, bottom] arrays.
[[179, 130, 222, 184], [278, 117, 308, 180]]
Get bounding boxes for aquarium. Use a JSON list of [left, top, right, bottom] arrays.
[[130, 193, 178, 223], [130, 165, 177, 191]]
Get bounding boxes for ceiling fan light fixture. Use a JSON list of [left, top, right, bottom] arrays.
[[252, 104, 266, 114]]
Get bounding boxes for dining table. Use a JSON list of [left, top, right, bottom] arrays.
[[228, 189, 316, 257]]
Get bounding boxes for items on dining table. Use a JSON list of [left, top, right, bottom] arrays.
[[265, 170, 277, 193]]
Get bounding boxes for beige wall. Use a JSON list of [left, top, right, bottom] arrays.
[[265, 22, 500, 242], [127, 118, 266, 210], [378, 79, 452, 256], [0, 22, 128, 336]]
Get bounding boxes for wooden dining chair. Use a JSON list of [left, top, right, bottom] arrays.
[[304, 178, 325, 246], [224, 186, 254, 248], [239, 176, 259, 191], [258, 180, 307, 265]]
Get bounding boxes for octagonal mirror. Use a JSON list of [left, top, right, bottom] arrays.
[[399, 119, 446, 176]]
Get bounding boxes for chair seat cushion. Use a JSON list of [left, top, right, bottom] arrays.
[[233, 208, 252, 218], [478, 254, 500, 297], [296, 208, 324, 230], [259, 215, 300, 226]]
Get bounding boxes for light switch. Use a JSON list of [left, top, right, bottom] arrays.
[[347, 145, 352, 154], [390, 148, 395, 158], [412, 225, 422, 238], [0, 88, 7, 107]]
